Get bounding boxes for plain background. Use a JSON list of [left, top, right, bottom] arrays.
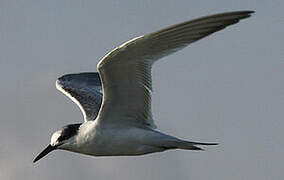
[[0, 1, 283, 180]]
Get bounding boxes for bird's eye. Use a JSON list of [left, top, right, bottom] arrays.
[[57, 134, 67, 142]]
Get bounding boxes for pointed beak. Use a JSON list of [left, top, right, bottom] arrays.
[[33, 144, 56, 163]]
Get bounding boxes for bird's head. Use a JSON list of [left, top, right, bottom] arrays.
[[33, 123, 81, 163]]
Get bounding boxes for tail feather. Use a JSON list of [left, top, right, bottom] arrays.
[[165, 140, 218, 151], [187, 141, 218, 146], [187, 145, 204, 151]]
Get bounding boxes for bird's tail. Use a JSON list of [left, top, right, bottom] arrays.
[[164, 140, 218, 151]]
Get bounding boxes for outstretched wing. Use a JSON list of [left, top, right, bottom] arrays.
[[56, 72, 102, 121], [96, 11, 254, 128]]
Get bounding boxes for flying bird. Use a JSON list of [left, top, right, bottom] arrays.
[[34, 11, 254, 163]]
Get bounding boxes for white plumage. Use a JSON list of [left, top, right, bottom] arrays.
[[34, 11, 254, 163]]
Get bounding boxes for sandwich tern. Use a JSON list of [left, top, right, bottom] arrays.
[[34, 11, 254, 163]]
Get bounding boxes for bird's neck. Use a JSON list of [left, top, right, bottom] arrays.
[[77, 121, 98, 142]]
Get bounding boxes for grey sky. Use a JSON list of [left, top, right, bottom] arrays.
[[0, 0, 283, 180]]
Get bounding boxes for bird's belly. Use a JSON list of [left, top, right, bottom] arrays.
[[75, 128, 165, 156]]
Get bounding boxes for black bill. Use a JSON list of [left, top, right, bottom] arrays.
[[33, 144, 56, 163]]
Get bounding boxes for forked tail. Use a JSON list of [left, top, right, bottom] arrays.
[[178, 140, 218, 150], [164, 140, 218, 151]]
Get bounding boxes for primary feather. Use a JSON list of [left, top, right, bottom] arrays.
[[56, 72, 102, 121], [97, 11, 254, 129]]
